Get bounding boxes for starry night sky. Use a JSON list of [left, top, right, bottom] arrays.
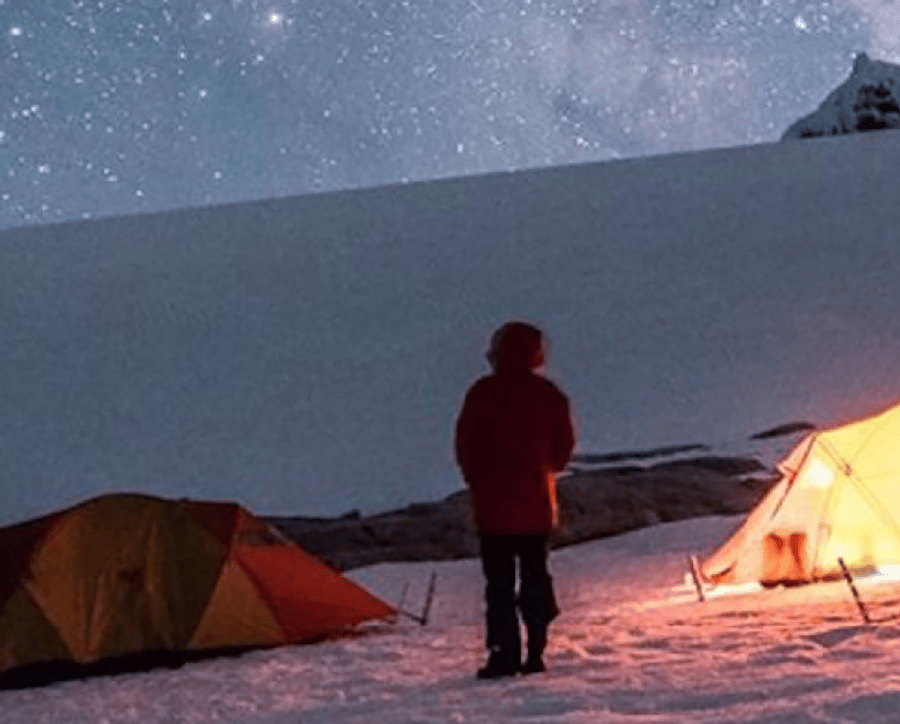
[[0, 0, 884, 229]]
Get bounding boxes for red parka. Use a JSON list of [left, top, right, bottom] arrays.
[[454, 322, 576, 535]]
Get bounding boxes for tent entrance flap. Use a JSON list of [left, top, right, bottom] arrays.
[[762, 531, 810, 586]]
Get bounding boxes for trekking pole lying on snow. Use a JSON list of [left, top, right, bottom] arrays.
[[395, 572, 438, 626], [837, 557, 871, 625]]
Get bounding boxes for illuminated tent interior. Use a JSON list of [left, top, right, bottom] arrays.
[[702, 402, 900, 587], [0, 493, 395, 685]]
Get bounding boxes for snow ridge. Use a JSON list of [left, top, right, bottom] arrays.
[[782, 53, 900, 139]]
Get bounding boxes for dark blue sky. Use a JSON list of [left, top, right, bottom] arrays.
[[0, 0, 876, 228]]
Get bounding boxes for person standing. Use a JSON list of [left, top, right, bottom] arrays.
[[455, 321, 576, 679]]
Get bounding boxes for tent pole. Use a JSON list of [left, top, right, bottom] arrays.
[[688, 555, 706, 602], [837, 557, 871, 624]]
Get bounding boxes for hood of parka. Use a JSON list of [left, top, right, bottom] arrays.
[[487, 321, 546, 373]]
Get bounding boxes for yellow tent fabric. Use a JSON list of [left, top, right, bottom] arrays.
[[703, 402, 900, 586], [0, 493, 396, 680]]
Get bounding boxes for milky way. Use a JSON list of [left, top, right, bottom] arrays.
[[0, 1, 877, 229]]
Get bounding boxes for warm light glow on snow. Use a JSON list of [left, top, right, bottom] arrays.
[[8, 518, 900, 722]]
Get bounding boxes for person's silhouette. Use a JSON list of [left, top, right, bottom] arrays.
[[455, 321, 575, 678]]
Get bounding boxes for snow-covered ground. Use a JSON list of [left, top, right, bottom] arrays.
[[5, 515, 900, 723]]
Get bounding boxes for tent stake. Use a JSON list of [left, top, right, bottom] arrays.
[[395, 572, 437, 626], [688, 555, 706, 602], [837, 557, 871, 624], [419, 571, 437, 626]]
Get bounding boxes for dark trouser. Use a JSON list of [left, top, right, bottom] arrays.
[[479, 534, 559, 663]]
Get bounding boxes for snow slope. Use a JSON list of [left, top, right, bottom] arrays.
[[4, 515, 900, 723], [3, 128, 900, 523]]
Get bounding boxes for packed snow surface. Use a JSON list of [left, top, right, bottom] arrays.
[[5, 515, 900, 723]]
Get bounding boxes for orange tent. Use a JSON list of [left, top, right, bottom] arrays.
[[0, 493, 395, 682]]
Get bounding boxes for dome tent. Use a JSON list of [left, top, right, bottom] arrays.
[[0, 493, 395, 686], [702, 402, 900, 586]]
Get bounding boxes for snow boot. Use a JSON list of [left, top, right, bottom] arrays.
[[477, 649, 520, 679], [520, 656, 546, 675], [520, 624, 548, 675]]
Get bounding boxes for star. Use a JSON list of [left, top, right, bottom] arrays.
[[0, 1, 875, 230]]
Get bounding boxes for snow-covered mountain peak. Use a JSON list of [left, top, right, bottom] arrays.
[[782, 52, 900, 139]]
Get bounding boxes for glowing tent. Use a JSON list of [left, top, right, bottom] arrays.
[[0, 493, 395, 681], [702, 402, 900, 586]]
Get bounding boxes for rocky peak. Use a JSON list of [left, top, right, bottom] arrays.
[[781, 52, 900, 139]]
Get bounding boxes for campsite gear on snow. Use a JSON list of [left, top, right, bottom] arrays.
[[0, 493, 396, 683], [701, 401, 900, 587], [395, 571, 438, 626], [688, 554, 706, 601], [456, 321, 575, 678], [837, 557, 872, 624]]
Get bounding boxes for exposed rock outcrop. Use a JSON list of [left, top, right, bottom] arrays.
[[267, 454, 775, 571], [782, 53, 900, 139]]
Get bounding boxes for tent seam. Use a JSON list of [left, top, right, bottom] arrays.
[[818, 437, 900, 552]]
